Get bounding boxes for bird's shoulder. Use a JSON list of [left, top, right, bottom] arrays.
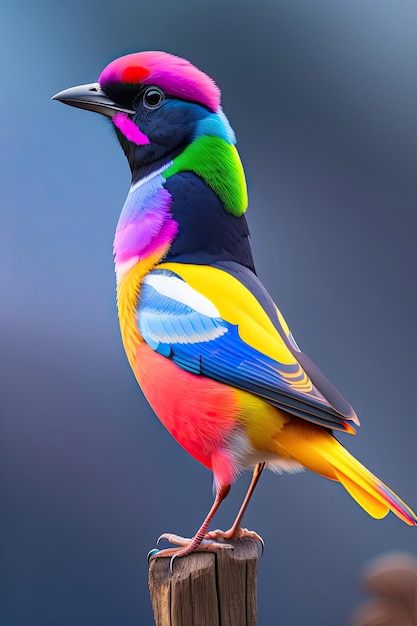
[[153, 260, 292, 362]]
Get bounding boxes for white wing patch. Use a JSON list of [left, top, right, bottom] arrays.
[[143, 273, 221, 318], [138, 271, 228, 348]]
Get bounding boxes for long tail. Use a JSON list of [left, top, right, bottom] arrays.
[[271, 420, 417, 525]]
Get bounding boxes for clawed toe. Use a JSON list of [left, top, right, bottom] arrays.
[[149, 527, 264, 570], [151, 533, 234, 554], [148, 533, 235, 573], [204, 527, 264, 555], [156, 533, 192, 548]]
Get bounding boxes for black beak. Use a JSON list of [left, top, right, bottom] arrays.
[[51, 82, 135, 117]]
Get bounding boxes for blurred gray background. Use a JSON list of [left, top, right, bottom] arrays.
[[1, 1, 417, 624]]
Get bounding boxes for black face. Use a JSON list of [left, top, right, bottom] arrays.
[[101, 81, 211, 182], [100, 81, 140, 111]]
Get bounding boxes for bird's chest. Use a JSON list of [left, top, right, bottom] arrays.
[[133, 340, 239, 473]]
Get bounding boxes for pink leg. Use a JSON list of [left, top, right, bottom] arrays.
[[205, 462, 266, 542], [149, 484, 231, 567]]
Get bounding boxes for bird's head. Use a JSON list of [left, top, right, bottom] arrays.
[[53, 51, 239, 186]]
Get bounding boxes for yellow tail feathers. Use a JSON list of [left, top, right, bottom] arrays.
[[271, 420, 417, 525]]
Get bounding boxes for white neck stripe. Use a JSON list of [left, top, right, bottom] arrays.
[[128, 161, 173, 194]]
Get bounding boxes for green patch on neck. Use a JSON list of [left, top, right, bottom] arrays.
[[164, 136, 248, 216]]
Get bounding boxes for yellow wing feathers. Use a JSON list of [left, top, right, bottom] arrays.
[[158, 262, 299, 366]]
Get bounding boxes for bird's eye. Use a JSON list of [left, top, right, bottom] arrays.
[[143, 87, 164, 109]]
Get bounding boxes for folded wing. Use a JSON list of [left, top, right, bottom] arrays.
[[137, 265, 359, 433]]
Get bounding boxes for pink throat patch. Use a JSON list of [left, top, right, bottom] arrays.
[[113, 112, 150, 145]]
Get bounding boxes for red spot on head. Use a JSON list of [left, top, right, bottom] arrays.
[[122, 65, 150, 84]]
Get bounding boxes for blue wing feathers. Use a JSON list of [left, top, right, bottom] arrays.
[[139, 282, 226, 345], [171, 326, 348, 424]]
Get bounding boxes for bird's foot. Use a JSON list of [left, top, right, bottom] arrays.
[[148, 532, 234, 572], [205, 527, 264, 554], [156, 532, 234, 551]]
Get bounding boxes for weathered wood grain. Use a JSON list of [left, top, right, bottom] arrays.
[[148, 538, 259, 626]]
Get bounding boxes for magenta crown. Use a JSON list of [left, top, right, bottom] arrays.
[[99, 51, 221, 113]]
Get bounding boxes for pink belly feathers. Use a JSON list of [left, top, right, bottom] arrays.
[[134, 342, 239, 485]]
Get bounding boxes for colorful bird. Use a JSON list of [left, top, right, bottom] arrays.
[[53, 51, 417, 562]]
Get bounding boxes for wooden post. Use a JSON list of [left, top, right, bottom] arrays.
[[148, 538, 259, 626]]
